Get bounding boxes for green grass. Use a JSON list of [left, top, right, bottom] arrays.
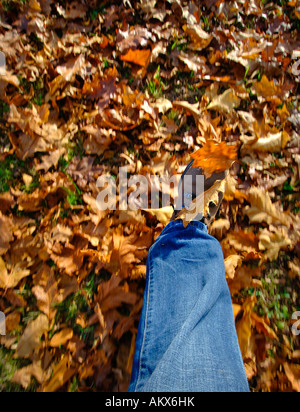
[[52, 291, 97, 346], [19, 76, 46, 106], [0, 347, 36, 392], [2, 0, 27, 12], [253, 254, 300, 333], [146, 66, 166, 99], [0, 154, 39, 194]]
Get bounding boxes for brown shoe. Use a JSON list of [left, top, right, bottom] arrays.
[[172, 160, 227, 225]]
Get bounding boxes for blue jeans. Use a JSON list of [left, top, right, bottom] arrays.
[[129, 220, 249, 392]]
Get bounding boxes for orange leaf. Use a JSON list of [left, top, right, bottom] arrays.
[[191, 140, 237, 177], [121, 49, 151, 67]]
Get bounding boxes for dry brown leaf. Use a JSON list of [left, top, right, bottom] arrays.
[[183, 24, 213, 51], [224, 255, 243, 279], [252, 75, 279, 101], [0, 257, 31, 290], [15, 314, 49, 358], [251, 312, 278, 341], [236, 297, 256, 359], [259, 227, 293, 261], [42, 355, 77, 392], [207, 89, 241, 113], [210, 218, 231, 238], [12, 361, 47, 389], [283, 363, 300, 392], [0, 212, 14, 255], [247, 132, 283, 152], [245, 187, 291, 226], [0, 192, 15, 213], [96, 273, 137, 312]]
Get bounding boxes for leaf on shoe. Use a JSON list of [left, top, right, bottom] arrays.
[[191, 140, 237, 178]]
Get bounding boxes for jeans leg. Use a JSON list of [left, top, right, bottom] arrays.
[[128, 220, 249, 392]]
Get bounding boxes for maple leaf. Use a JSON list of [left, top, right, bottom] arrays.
[[191, 140, 237, 177], [120, 49, 151, 67]]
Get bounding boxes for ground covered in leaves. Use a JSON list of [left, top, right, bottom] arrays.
[[0, 0, 300, 392]]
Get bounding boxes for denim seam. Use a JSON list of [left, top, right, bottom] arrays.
[[134, 251, 153, 391]]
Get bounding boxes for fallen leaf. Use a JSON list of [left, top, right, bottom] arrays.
[[42, 355, 76, 392], [50, 329, 74, 348], [225, 255, 243, 279], [244, 187, 290, 226], [251, 312, 278, 341], [0, 212, 14, 255], [284, 363, 300, 392], [207, 89, 241, 113], [15, 314, 49, 358], [183, 24, 213, 51], [0, 257, 31, 289], [210, 218, 231, 238], [12, 361, 47, 389], [258, 227, 293, 261], [121, 49, 151, 67], [142, 206, 174, 224]]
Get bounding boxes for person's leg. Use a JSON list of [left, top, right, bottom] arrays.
[[128, 219, 249, 392]]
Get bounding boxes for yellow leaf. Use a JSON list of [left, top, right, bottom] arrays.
[[259, 227, 292, 261], [252, 75, 279, 99], [49, 329, 74, 348], [142, 206, 173, 224], [232, 304, 242, 318]]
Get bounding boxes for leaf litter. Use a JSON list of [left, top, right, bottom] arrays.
[[0, 0, 299, 392]]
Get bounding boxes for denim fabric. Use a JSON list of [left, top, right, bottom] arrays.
[[128, 220, 249, 392]]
